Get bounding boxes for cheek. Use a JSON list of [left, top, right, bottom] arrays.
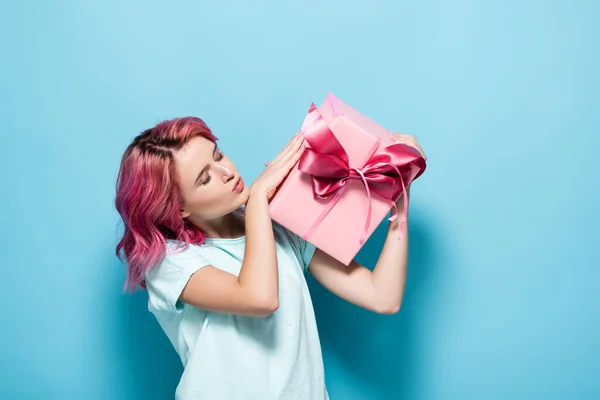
[[188, 188, 218, 208], [186, 186, 231, 217]]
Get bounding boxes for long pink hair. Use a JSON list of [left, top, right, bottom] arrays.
[[115, 117, 218, 292]]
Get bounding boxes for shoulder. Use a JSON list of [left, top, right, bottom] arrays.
[[144, 240, 211, 313], [146, 240, 208, 280], [165, 239, 201, 259]]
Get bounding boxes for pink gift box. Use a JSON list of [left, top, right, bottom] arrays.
[[269, 93, 426, 265]]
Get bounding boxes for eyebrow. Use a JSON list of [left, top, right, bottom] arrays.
[[194, 143, 219, 186]]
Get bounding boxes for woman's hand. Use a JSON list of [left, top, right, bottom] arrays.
[[250, 133, 305, 200], [389, 132, 426, 206], [389, 132, 426, 161], [235, 133, 305, 314]]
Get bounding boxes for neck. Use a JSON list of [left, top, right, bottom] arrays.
[[189, 209, 246, 239]]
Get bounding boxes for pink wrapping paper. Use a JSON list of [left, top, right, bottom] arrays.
[[269, 93, 426, 265]]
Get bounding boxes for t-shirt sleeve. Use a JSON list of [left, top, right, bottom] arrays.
[[144, 244, 210, 313]]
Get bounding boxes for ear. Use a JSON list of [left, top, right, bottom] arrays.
[[180, 208, 191, 219]]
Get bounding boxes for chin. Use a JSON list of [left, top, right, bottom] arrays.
[[234, 187, 251, 208]]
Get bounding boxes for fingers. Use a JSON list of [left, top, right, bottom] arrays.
[[389, 132, 426, 160], [259, 136, 306, 199], [282, 139, 306, 170], [269, 132, 304, 167], [389, 132, 412, 141]]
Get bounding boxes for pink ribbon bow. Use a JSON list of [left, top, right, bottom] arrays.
[[298, 103, 426, 245]]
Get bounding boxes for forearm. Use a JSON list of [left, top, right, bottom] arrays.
[[370, 191, 410, 312], [237, 189, 279, 306]]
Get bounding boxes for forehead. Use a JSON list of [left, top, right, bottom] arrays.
[[178, 135, 215, 161], [174, 136, 215, 179]]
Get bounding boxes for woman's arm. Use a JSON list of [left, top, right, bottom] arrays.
[[180, 133, 306, 317], [307, 132, 426, 314], [307, 188, 410, 314], [179, 190, 281, 317]]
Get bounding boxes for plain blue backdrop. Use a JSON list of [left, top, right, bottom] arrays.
[[1, 1, 598, 399]]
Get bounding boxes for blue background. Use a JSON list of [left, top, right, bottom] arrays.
[[1, 1, 598, 399]]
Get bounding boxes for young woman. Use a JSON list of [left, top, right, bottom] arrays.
[[115, 116, 426, 400]]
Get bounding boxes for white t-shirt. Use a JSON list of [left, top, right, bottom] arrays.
[[144, 222, 329, 400]]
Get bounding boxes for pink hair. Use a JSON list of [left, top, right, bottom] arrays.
[[115, 117, 218, 292]]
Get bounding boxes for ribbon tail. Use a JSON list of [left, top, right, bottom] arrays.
[[302, 186, 348, 242], [398, 174, 408, 240], [388, 202, 398, 222], [353, 169, 372, 246], [384, 162, 409, 240], [361, 201, 372, 246]]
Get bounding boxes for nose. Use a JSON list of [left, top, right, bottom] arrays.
[[216, 164, 235, 183]]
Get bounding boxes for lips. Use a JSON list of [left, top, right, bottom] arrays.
[[232, 177, 244, 192]]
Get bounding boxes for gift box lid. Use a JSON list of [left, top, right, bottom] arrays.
[[318, 93, 395, 168]]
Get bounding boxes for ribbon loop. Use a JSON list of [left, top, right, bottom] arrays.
[[297, 103, 426, 244]]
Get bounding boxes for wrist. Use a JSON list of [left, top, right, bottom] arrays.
[[248, 184, 271, 202], [395, 186, 411, 207]]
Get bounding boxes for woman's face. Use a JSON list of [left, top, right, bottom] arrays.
[[174, 135, 249, 221]]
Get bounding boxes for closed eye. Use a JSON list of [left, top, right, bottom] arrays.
[[200, 175, 211, 185], [195, 144, 224, 187]]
